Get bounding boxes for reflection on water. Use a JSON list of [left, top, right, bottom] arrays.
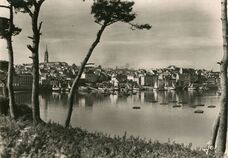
[[15, 90, 220, 148]]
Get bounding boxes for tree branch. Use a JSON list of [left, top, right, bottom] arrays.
[[95, 21, 103, 26], [27, 44, 34, 52], [38, 21, 43, 32], [28, 36, 34, 40], [129, 22, 152, 30], [37, 0, 45, 6], [0, 5, 10, 9], [24, 5, 33, 17], [106, 19, 119, 26]]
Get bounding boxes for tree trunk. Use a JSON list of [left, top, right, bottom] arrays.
[[65, 24, 106, 128], [1, 81, 8, 97], [209, 113, 220, 148], [216, 0, 228, 156], [6, 5, 16, 119], [29, 4, 43, 125]]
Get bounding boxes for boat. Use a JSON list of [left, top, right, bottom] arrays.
[[167, 83, 176, 91], [78, 86, 90, 92], [160, 102, 168, 105], [188, 83, 197, 90], [216, 91, 221, 96], [132, 106, 141, 109], [153, 81, 158, 91], [52, 84, 61, 92], [208, 105, 216, 108], [173, 104, 182, 108], [196, 104, 205, 107], [133, 87, 140, 91], [65, 83, 71, 92], [194, 110, 204, 114]]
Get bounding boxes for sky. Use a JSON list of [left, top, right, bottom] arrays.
[[0, 0, 223, 70]]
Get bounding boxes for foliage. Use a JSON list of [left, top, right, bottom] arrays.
[[91, 0, 151, 30], [0, 96, 9, 115], [0, 17, 21, 39], [7, 0, 33, 13], [0, 116, 215, 158]]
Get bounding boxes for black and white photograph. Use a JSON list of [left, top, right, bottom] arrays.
[[0, 0, 227, 157]]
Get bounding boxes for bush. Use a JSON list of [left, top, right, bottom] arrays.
[[16, 104, 33, 121], [0, 96, 9, 115], [0, 116, 215, 158]]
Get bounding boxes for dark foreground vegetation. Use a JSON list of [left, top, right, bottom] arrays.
[[0, 116, 215, 157], [0, 96, 215, 158]]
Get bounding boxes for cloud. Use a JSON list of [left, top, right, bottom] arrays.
[[0, 0, 222, 70]]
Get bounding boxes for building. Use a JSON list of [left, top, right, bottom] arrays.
[[13, 74, 33, 91]]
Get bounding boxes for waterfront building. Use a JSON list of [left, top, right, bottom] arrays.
[[13, 74, 33, 91]]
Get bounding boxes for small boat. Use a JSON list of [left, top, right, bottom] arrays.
[[132, 106, 141, 109], [160, 102, 168, 105], [52, 84, 61, 92], [65, 83, 71, 92], [167, 83, 176, 91], [194, 110, 204, 114], [208, 105, 216, 108], [188, 83, 197, 90], [151, 100, 158, 103], [132, 91, 137, 95], [196, 104, 205, 107], [153, 81, 158, 91], [173, 105, 182, 108], [133, 87, 140, 91], [216, 92, 221, 96]]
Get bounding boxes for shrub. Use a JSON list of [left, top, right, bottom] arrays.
[[0, 96, 9, 115], [0, 116, 215, 158]]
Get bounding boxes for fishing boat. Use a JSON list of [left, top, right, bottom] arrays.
[[52, 83, 61, 92], [195, 104, 205, 107], [167, 83, 176, 91], [64, 83, 71, 92], [173, 104, 182, 108], [132, 106, 141, 109], [208, 105, 216, 108], [160, 102, 168, 105], [153, 81, 158, 91], [194, 110, 204, 114], [188, 83, 197, 90]]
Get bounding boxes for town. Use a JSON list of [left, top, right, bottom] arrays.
[[0, 47, 220, 95]]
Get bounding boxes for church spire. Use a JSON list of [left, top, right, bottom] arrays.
[[44, 45, 49, 63]]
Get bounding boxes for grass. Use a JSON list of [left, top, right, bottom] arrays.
[[0, 115, 216, 158]]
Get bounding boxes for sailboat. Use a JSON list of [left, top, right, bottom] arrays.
[[52, 83, 61, 92], [65, 83, 71, 92], [153, 80, 158, 91], [168, 82, 176, 90], [188, 83, 197, 90]]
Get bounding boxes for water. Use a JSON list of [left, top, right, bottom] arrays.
[[14, 90, 220, 148]]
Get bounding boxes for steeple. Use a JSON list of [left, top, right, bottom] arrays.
[[44, 45, 49, 63]]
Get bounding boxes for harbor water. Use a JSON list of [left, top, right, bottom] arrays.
[[14, 90, 220, 148]]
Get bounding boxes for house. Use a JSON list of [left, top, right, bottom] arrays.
[[144, 73, 158, 87], [13, 74, 33, 91]]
